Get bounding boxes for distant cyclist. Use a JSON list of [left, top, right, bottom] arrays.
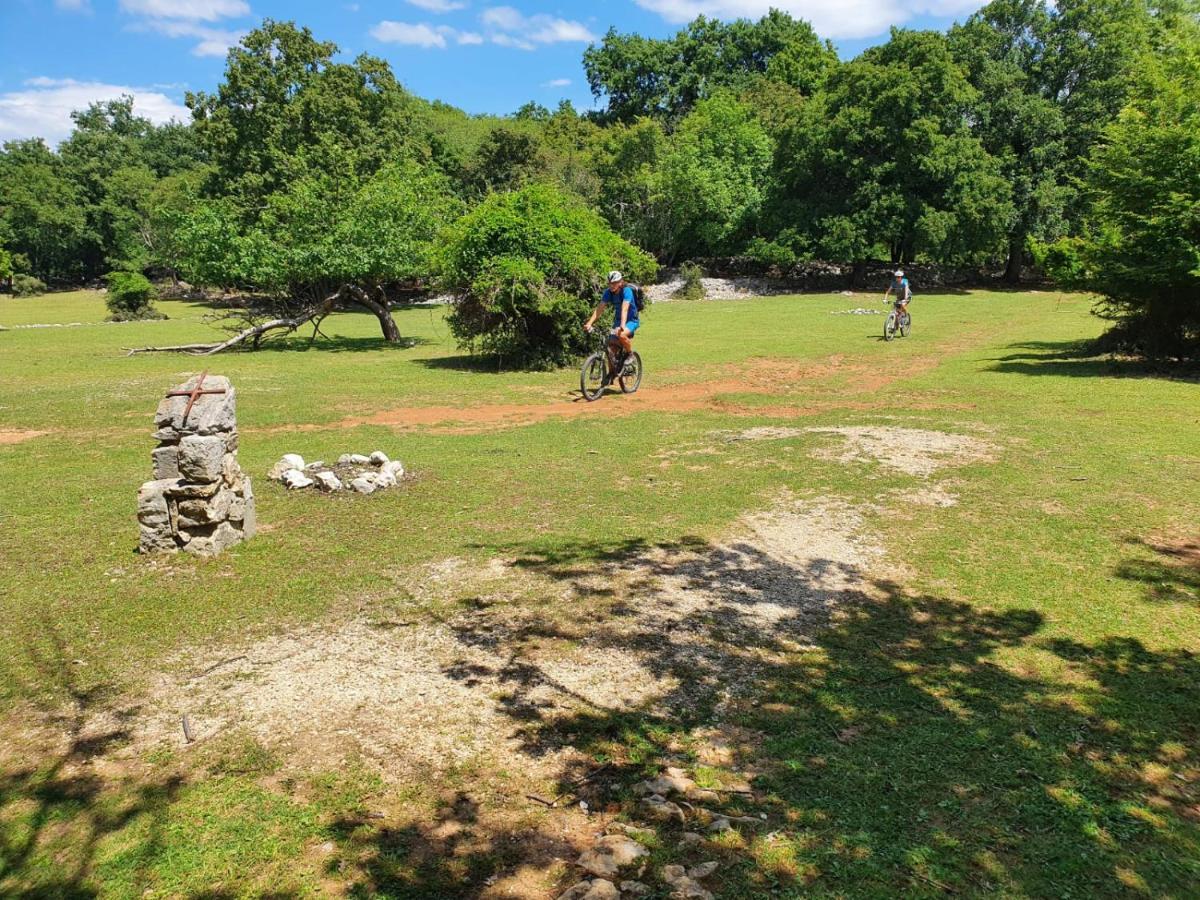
[[584, 271, 639, 374], [884, 269, 912, 314]]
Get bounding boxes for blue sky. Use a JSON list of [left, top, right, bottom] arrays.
[[0, 0, 986, 144]]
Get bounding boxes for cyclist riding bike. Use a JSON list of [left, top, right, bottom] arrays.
[[584, 271, 639, 375], [883, 269, 912, 314]]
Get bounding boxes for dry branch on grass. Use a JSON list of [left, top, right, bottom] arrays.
[[125, 284, 400, 356]]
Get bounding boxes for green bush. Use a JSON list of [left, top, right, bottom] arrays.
[[105, 271, 163, 321], [439, 183, 657, 368], [0, 249, 12, 284], [673, 262, 707, 301], [744, 237, 797, 270], [12, 274, 46, 297]]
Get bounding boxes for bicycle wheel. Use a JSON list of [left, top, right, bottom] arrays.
[[580, 353, 607, 401], [899, 312, 911, 338], [883, 311, 898, 341], [619, 351, 643, 394]]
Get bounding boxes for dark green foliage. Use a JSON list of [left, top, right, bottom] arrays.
[[1057, 28, 1200, 358], [673, 262, 706, 301], [0, 248, 12, 284], [104, 271, 162, 321], [440, 183, 657, 368], [585, 10, 837, 122], [12, 274, 47, 297], [745, 237, 798, 270]]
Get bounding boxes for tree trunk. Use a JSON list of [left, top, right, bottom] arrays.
[[346, 285, 402, 343], [1004, 233, 1024, 285]]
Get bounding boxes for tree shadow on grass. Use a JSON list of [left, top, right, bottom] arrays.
[[0, 623, 182, 898], [1115, 537, 1200, 605], [330, 531, 1199, 898], [987, 341, 1200, 381]]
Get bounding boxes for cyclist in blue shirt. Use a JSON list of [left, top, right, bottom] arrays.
[[584, 270, 640, 375], [884, 269, 912, 313]]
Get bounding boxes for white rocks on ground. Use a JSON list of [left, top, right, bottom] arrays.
[[557, 879, 620, 900], [576, 834, 649, 878], [267, 450, 407, 496]]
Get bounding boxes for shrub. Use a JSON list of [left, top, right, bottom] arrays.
[[440, 183, 657, 368], [105, 271, 163, 321], [744, 237, 797, 271], [0, 249, 12, 284], [673, 262, 707, 301], [12, 274, 46, 297]]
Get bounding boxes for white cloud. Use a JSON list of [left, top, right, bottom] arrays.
[[633, 0, 981, 40], [457, 31, 485, 44], [136, 20, 245, 56], [119, 0, 250, 21], [0, 78, 190, 145], [406, 0, 468, 11], [543, 78, 572, 87], [480, 6, 597, 47], [371, 21, 449, 47]]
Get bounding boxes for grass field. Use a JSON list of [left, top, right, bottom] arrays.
[[1, 288, 1197, 898]]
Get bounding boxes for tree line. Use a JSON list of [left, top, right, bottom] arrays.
[[1, 1, 1197, 359]]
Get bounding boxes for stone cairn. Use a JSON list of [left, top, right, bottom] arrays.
[[137, 373, 256, 556]]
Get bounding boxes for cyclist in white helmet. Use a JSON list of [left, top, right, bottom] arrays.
[[584, 270, 640, 375], [884, 269, 912, 315]]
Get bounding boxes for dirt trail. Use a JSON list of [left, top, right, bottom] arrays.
[[270, 350, 967, 435]]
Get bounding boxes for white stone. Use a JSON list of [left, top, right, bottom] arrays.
[[349, 454, 370, 465], [269, 454, 306, 481], [282, 469, 315, 490], [375, 468, 397, 488], [314, 471, 343, 492], [557, 881, 619, 900], [382, 460, 405, 481], [306, 460, 325, 471], [350, 476, 379, 495], [576, 835, 648, 878], [369, 451, 390, 466]]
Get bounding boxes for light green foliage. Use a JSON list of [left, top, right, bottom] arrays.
[[11, 273, 46, 296], [1057, 27, 1200, 357], [441, 183, 657, 367], [658, 92, 774, 260], [0, 247, 12, 283], [585, 10, 837, 121], [773, 29, 1012, 267], [104, 270, 161, 321], [180, 161, 459, 307]]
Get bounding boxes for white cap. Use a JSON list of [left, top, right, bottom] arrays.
[[608, 270, 624, 284], [894, 270, 904, 277]]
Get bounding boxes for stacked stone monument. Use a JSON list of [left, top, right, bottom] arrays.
[[137, 374, 256, 556]]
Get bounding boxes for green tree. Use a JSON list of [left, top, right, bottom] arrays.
[[657, 92, 773, 260], [187, 20, 424, 204], [1053, 27, 1200, 357], [772, 30, 1012, 275], [177, 161, 459, 345], [0, 139, 88, 282], [951, 1, 1068, 282], [585, 10, 837, 122], [440, 183, 656, 368]]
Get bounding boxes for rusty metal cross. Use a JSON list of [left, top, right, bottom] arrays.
[[164, 371, 227, 425]]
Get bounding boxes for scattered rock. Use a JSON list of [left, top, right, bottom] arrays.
[[313, 471, 343, 492], [688, 862, 719, 880], [282, 470, 315, 490], [662, 865, 715, 900], [620, 882, 651, 897], [577, 834, 649, 878], [557, 879, 620, 900], [268, 453, 305, 481], [369, 451, 390, 466], [641, 796, 686, 824], [349, 454, 370, 465], [606, 823, 655, 840], [680, 832, 704, 847], [350, 476, 379, 495]]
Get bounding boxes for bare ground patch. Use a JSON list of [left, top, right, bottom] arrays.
[[0, 429, 50, 445], [806, 426, 997, 477], [119, 496, 880, 795]]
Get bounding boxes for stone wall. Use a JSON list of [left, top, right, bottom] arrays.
[[137, 374, 255, 556]]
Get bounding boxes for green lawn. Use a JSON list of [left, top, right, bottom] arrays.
[[1, 288, 1197, 898]]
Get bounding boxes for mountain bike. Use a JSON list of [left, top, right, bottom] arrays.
[[883, 301, 911, 341], [580, 332, 643, 401]]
